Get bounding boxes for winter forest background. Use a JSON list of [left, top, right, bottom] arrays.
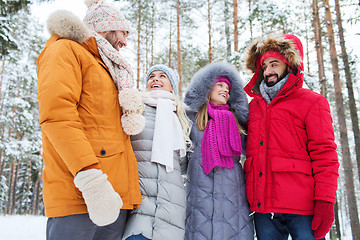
[[0, 0, 360, 239]]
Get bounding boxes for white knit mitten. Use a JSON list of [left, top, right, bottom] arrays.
[[119, 88, 145, 135], [74, 169, 123, 226]]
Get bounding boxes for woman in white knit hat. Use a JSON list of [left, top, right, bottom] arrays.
[[122, 65, 192, 240]]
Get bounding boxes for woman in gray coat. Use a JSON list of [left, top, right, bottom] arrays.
[[123, 65, 192, 240], [184, 62, 254, 240]]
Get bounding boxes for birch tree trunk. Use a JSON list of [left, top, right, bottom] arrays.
[[312, 0, 327, 97], [0, 56, 4, 102], [248, 0, 253, 38], [137, 0, 141, 89], [176, 0, 183, 97], [323, 1, 360, 238], [207, 0, 212, 63], [151, 2, 155, 67], [224, 0, 231, 61], [334, 0, 360, 184], [169, 11, 173, 67]]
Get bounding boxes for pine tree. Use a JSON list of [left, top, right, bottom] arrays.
[[322, 0, 360, 238], [0, 8, 45, 215]]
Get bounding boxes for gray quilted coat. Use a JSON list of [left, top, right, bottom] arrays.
[[122, 105, 186, 240], [184, 62, 254, 240]]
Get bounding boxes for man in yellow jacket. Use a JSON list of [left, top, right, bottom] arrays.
[[37, 1, 142, 239]]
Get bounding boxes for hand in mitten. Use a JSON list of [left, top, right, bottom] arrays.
[[119, 88, 145, 135], [74, 169, 123, 226], [311, 201, 335, 239]]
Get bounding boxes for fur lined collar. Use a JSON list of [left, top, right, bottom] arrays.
[[184, 62, 248, 126], [47, 10, 92, 43]]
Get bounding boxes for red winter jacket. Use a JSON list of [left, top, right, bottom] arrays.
[[243, 34, 339, 215]]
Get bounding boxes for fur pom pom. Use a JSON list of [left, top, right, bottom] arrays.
[[119, 88, 144, 113], [85, 0, 100, 8], [121, 113, 145, 135]]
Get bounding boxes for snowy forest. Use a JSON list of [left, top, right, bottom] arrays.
[[0, 0, 360, 239]]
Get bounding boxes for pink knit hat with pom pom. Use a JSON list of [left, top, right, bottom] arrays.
[[83, 0, 131, 34]]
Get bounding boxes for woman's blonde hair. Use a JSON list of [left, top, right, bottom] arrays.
[[196, 99, 246, 135], [173, 94, 193, 151]]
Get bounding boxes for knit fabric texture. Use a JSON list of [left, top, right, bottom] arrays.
[[93, 32, 134, 91], [145, 65, 180, 94], [202, 102, 242, 175], [84, 0, 131, 34], [260, 49, 293, 69], [216, 76, 231, 91]]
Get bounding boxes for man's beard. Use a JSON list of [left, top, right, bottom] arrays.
[[264, 70, 289, 87], [104, 32, 119, 50]]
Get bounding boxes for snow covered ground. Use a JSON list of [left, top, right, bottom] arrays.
[[0, 215, 47, 240], [0, 215, 344, 239]]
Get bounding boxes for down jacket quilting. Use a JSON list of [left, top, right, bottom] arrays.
[[184, 62, 254, 240], [37, 10, 141, 217], [243, 34, 339, 215], [123, 104, 186, 240]]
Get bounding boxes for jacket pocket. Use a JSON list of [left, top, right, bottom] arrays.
[[271, 157, 314, 211], [91, 140, 131, 196], [90, 140, 125, 158]]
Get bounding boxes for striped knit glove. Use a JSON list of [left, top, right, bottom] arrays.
[[74, 169, 123, 226], [311, 201, 335, 239]]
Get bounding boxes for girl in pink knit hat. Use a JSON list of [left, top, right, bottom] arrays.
[[184, 62, 254, 240]]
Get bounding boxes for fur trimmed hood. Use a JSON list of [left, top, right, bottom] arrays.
[[184, 62, 248, 126], [245, 34, 303, 73], [244, 34, 305, 97], [47, 10, 92, 43]]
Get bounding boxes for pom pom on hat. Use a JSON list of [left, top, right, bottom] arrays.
[[119, 88, 145, 135], [145, 65, 180, 94], [83, 0, 131, 34]]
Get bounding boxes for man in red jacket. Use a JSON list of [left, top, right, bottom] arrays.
[[243, 34, 339, 240]]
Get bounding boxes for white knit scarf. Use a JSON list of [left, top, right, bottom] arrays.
[[93, 32, 134, 91], [144, 90, 186, 172]]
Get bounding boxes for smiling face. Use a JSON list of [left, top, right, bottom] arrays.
[[100, 30, 128, 51], [146, 70, 174, 92], [209, 81, 230, 105], [262, 57, 291, 87]]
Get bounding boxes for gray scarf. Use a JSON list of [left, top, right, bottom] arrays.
[[259, 74, 290, 104]]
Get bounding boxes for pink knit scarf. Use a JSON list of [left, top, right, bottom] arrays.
[[202, 102, 242, 174]]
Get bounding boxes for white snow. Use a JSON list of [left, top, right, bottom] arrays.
[[0, 215, 47, 240]]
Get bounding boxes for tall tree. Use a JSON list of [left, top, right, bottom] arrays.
[[136, 0, 141, 89], [176, 0, 183, 97], [207, 0, 212, 63], [312, 0, 327, 97], [334, 0, 360, 184], [233, 0, 238, 52], [248, 0, 253, 38], [0, 8, 44, 215], [322, 0, 360, 238], [224, 0, 231, 61]]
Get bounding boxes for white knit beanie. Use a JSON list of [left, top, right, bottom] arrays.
[[83, 0, 131, 34]]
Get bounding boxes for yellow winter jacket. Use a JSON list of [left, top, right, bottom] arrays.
[[37, 34, 141, 218]]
